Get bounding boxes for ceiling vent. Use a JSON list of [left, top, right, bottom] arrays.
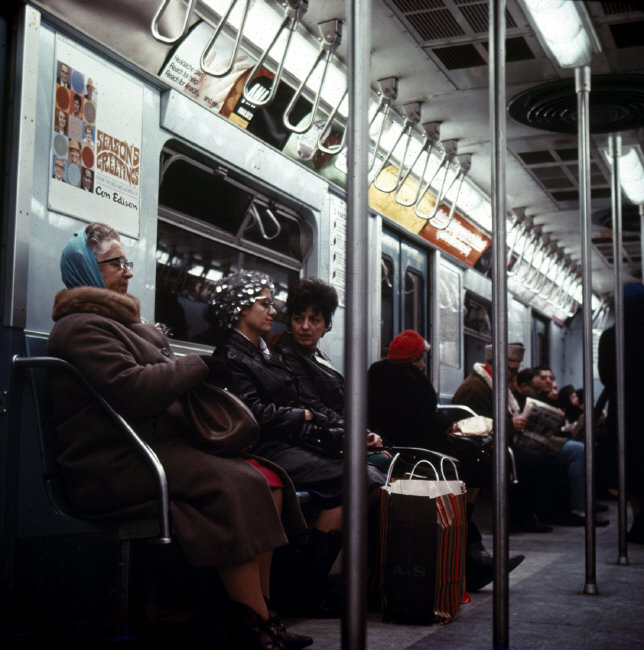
[[600, 2, 644, 16], [431, 43, 486, 69], [609, 21, 644, 48]]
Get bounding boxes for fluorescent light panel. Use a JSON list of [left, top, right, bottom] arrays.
[[519, 0, 600, 68]]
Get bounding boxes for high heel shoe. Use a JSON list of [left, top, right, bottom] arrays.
[[466, 542, 525, 592], [265, 599, 313, 649], [225, 600, 287, 650]]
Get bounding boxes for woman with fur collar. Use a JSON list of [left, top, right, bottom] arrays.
[[47, 222, 311, 650]]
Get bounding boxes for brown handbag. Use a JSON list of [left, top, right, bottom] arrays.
[[185, 380, 259, 456]]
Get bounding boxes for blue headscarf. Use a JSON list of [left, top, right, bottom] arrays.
[[60, 228, 106, 289]]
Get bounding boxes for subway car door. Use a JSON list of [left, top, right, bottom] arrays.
[[380, 230, 428, 357]]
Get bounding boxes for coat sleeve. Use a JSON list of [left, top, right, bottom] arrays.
[[223, 354, 308, 442], [48, 315, 209, 419], [279, 345, 343, 425]]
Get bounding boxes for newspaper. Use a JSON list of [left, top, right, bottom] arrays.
[[520, 397, 565, 436]]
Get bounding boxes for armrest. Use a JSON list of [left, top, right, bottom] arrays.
[[12, 354, 171, 544], [437, 404, 478, 418]]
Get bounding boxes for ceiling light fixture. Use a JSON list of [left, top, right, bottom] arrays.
[[519, 0, 601, 68], [606, 146, 644, 205]]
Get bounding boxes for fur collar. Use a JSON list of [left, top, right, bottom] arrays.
[[473, 362, 522, 416], [52, 286, 141, 324]]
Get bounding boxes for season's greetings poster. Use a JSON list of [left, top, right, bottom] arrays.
[[49, 36, 143, 237]]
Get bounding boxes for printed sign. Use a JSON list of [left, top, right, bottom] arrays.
[[369, 166, 491, 268], [329, 194, 347, 308], [49, 36, 143, 237]]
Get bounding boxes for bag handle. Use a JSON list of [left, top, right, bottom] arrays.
[[440, 456, 460, 482], [409, 459, 440, 481], [384, 452, 401, 487]]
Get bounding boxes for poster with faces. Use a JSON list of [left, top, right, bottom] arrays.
[[49, 35, 143, 237]]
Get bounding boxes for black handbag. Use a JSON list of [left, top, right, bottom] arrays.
[[185, 381, 259, 456]]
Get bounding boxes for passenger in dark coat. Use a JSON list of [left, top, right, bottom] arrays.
[[47, 223, 310, 649], [367, 330, 524, 591], [598, 282, 644, 543]]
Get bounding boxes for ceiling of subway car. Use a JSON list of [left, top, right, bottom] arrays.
[[32, 0, 644, 300]]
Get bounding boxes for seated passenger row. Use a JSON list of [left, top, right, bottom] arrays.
[[45, 222, 610, 647]]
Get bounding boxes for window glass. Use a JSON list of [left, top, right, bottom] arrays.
[[156, 221, 298, 345], [404, 268, 425, 334], [380, 256, 394, 357], [439, 264, 461, 369]]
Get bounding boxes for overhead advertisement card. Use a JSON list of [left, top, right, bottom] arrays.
[[49, 35, 143, 237]]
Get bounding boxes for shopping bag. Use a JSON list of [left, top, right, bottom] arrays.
[[380, 455, 467, 624]]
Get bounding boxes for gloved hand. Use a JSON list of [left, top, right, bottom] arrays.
[[199, 355, 232, 386], [299, 422, 344, 458]]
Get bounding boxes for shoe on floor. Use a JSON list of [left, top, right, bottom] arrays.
[[510, 513, 553, 533], [595, 502, 609, 513], [560, 512, 609, 527], [466, 542, 524, 592]]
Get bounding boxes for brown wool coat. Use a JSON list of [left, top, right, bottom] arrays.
[[47, 287, 306, 567]]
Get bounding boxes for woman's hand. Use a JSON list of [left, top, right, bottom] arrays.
[[366, 432, 383, 448], [512, 416, 527, 432]]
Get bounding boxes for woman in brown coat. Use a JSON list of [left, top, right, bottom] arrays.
[[47, 222, 311, 650]]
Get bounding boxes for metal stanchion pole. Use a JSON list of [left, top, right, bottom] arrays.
[[609, 134, 629, 566], [489, 0, 509, 647], [576, 65, 598, 595], [343, 1, 371, 648]]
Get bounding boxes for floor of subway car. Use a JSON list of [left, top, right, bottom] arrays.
[[284, 496, 644, 650], [3, 498, 643, 649]]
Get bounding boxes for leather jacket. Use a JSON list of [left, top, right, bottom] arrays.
[[272, 332, 344, 426], [212, 330, 308, 448]]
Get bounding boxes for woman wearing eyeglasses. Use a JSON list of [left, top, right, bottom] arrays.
[[208, 270, 387, 617], [46, 223, 312, 650]]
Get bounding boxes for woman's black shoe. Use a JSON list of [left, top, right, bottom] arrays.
[[225, 600, 287, 650], [466, 542, 525, 592], [265, 599, 313, 649], [511, 513, 553, 533]]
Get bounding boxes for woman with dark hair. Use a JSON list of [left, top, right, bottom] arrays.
[[47, 223, 311, 649], [208, 271, 387, 615], [270, 278, 343, 425], [557, 385, 583, 426]]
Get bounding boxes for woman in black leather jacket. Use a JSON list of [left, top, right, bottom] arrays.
[[208, 270, 387, 615]]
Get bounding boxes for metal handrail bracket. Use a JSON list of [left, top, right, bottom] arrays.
[[283, 19, 343, 134], [242, 0, 309, 108], [200, 0, 253, 78], [151, 0, 197, 44]]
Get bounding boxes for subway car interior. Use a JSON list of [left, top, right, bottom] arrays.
[[1, 0, 643, 648]]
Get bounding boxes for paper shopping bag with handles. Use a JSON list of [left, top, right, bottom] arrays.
[[380, 455, 467, 624]]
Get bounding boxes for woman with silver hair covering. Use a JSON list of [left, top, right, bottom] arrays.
[[208, 270, 388, 616]]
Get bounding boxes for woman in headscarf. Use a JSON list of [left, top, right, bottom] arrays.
[[208, 270, 387, 615], [47, 222, 311, 650]]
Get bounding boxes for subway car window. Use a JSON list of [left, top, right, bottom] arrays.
[[438, 266, 461, 369], [404, 268, 425, 335], [156, 144, 311, 344], [380, 256, 395, 357]]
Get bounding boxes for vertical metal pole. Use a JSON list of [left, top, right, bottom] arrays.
[[576, 65, 598, 595], [489, 1, 509, 648], [609, 134, 629, 566], [430, 249, 441, 394], [343, 2, 371, 649]]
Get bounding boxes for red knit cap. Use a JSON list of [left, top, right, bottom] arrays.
[[387, 330, 429, 362]]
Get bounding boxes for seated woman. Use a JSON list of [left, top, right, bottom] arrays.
[[270, 279, 344, 426], [270, 278, 385, 459], [47, 222, 311, 650], [367, 330, 524, 592], [208, 270, 387, 615]]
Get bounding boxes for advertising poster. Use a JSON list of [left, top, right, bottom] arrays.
[[160, 21, 311, 150], [49, 36, 143, 237]]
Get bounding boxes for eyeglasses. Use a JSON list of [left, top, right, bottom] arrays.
[[98, 256, 134, 271], [258, 298, 277, 312]]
